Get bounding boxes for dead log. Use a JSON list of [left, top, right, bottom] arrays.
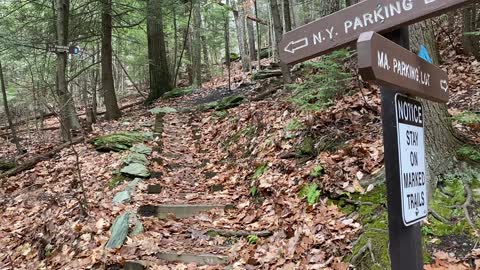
[[0, 136, 83, 179], [252, 69, 282, 80]]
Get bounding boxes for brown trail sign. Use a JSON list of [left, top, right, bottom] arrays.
[[279, 0, 473, 64], [357, 31, 449, 103]]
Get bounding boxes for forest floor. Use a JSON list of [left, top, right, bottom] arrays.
[[1, 30, 480, 270]]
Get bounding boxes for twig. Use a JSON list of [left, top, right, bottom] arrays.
[[344, 198, 374, 206]]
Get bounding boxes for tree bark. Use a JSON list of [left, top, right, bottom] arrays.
[[283, 0, 292, 32], [146, 0, 173, 103], [56, 0, 80, 141], [254, 0, 261, 71], [269, 0, 291, 83], [462, 3, 480, 60], [409, 22, 463, 197], [101, 0, 121, 120], [246, 5, 257, 61], [191, 0, 202, 87], [232, 0, 250, 72], [225, 0, 232, 91], [319, 0, 340, 17], [0, 61, 23, 154]]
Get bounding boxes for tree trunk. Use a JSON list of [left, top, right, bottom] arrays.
[[254, 0, 261, 71], [0, 61, 23, 154], [462, 3, 480, 60], [201, 35, 211, 81], [233, 0, 250, 72], [101, 0, 121, 120], [283, 0, 292, 32], [146, 0, 173, 103], [269, 0, 291, 83], [409, 22, 463, 197], [56, 0, 80, 141], [191, 0, 202, 87], [319, 0, 340, 17], [225, 0, 232, 91], [246, 6, 257, 61]]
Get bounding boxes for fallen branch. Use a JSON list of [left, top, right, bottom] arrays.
[[206, 229, 272, 237], [0, 136, 83, 180]]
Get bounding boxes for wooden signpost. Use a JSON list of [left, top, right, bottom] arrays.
[[357, 31, 448, 103], [278, 0, 473, 269], [279, 0, 473, 65]]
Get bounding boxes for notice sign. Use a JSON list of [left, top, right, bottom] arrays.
[[395, 94, 428, 226]]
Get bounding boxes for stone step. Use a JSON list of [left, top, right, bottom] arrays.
[[138, 204, 233, 218], [156, 252, 228, 265]]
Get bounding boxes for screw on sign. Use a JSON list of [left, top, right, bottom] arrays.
[[278, 0, 474, 64]]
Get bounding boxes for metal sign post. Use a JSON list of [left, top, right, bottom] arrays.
[[379, 28, 424, 270]]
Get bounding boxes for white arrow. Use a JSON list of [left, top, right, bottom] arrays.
[[440, 79, 448, 92], [284, 37, 309, 54]]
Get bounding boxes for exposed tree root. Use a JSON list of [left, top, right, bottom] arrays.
[[429, 209, 451, 224], [461, 184, 479, 236], [350, 239, 376, 265]]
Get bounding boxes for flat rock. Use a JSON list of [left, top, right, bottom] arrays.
[[124, 261, 146, 270], [147, 184, 162, 194], [105, 212, 130, 249], [112, 190, 130, 205], [121, 163, 150, 178], [124, 153, 149, 165], [131, 144, 152, 155], [156, 252, 228, 265]]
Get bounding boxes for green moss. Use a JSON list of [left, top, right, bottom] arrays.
[[163, 87, 194, 99], [93, 132, 151, 152], [286, 118, 305, 131], [109, 174, 128, 189], [253, 164, 267, 179], [198, 96, 244, 112], [0, 161, 15, 171], [298, 183, 321, 205], [213, 110, 229, 119], [453, 111, 480, 125], [309, 165, 324, 177], [297, 136, 315, 156], [457, 146, 480, 162]]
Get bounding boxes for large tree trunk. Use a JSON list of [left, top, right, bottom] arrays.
[[409, 22, 463, 197], [269, 0, 291, 83], [225, 0, 232, 91], [56, 0, 80, 141], [101, 0, 121, 120], [233, 0, 250, 72], [0, 61, 22, 154], [146, 0, 173, 103], [191, 0, 202, 87], [462, 3, 480, 60], [319, 0, 340, 17], [282, 0, 292, 32], [246, 6, 257, 62]]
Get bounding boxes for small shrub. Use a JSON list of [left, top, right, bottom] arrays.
[[457, 146, 480, 162], [246, 234, 258, 244], [453, 111, 480, 125], [286, 118, 305, 131], [310, 165, 324, 177], [288, 49, 353, 110], [298, 183, 321, 205], [253, 164, 268, 179]]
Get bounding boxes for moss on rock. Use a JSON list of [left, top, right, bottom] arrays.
[[93, 132, 150, 152], [0, 161, 15, 171], [164, 87, 194, 99]]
